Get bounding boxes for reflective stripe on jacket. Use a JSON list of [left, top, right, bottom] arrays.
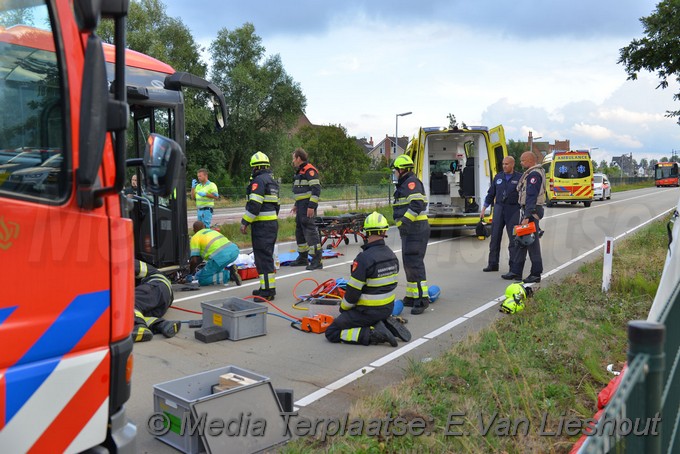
[[242, 169, 280, 224], [393, 171, 428, 227], [292, 162, 321, 209], [342, 239, 399, 309], [189, 228, 232, 260]]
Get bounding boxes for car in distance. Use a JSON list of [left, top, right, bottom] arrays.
[[593, 173, 611, 201]]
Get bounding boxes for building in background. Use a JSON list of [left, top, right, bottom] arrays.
[[367, 135, 409, 164]]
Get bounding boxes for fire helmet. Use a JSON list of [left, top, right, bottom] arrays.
[[392, 154, 414, 169], [250, 151, 270, 167], [500, 283, 527, 314], [363, 211, 389, 235], [515, 232, 535, 247]]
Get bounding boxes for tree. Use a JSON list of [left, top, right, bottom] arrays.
[[208, 23, 307, 179], [447, 113, 467, 130], [650, 158, 659, 169], [97, 0, 206, 76], [639, 158, 649, 171], [598, 160, 608, 172], [506, 139, 525, 171], [619, 0, 680, 123], [295, 125, 371, 184]]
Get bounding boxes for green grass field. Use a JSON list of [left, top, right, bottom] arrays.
[[280, 215, 670, 453]]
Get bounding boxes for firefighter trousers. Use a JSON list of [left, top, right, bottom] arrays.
[[135, 282, 172, 319], [400, 220, 430, 299], [488, 203, 520, 269], [295, 202, 320, 254], [252, 220, 278, 290], [325, 304, 393, 345]]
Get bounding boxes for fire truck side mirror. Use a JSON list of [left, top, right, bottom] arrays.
[[142, 134, 186, 198]]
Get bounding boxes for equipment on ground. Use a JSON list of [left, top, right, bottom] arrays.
[[428, 285, 441, 303], [500, 283, 532, 314], [392, 299, 404, 316], [292, 314, 335, 334]]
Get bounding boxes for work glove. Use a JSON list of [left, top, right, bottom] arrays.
[[191, 178, 198, 189], [340, 301, 354, 312], [197, 191, 207, 197]]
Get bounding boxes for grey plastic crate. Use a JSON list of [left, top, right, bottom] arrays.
[[201, 297, 267, 341], [153, 365, 289, 454]]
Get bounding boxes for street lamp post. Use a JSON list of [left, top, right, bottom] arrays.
[[395, 111, 412, 162], [529, 135, 542, 153]]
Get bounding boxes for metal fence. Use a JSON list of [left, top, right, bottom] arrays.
[[579, 210, 680, 453], [188, 183, 393, 209]]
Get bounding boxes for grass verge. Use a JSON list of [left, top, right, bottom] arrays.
[[281, 214, 670, 453]]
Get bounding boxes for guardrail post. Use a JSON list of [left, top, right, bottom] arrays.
[[627, 320, 665, 454]]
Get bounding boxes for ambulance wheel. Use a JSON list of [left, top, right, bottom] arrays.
[[584, 201, 592, 207]]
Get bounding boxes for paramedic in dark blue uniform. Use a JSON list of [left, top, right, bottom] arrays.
[[480, 156, 522, 273], [502, 151, 546, 283], [241, 152, 280, 301]]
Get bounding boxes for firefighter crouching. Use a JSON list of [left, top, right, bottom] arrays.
[[289, 147, 323, 270], [133, 260, 181, 342], [325, 212, 412, 346], [392, 154, 430, 315], [240, 151, 280, 301]]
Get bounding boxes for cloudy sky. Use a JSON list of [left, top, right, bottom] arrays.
[[164, 0, 680, 164]]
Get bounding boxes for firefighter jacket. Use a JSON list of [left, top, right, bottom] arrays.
[[134, 260, 173, 307], [242, 168, 280, 225], [293, 162, 321, 210], [393, 171, 428, 229], [517, 165, 546, 217], [484, 171, 522, 207], [190, 228, 233, 260], [341, 239, 399, 310]]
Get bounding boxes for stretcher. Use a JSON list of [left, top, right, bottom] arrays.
[[314, 212, 367, 249]]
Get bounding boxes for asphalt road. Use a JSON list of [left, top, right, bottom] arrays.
[[131, 187, 679, 453]]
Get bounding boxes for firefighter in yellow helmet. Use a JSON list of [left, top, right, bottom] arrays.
[[325, 212, 411, 346], [240, 152, 280, 300], [392, 154, 430, 315]]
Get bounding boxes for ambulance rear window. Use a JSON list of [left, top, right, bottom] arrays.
[[555, 161, 591, 179]]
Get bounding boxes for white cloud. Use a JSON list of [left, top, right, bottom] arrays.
[[571, 123, 614, 140], [597, 107, 666, 123]]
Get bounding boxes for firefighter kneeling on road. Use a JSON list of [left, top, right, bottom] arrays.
[[325, 212, 412, 347], [133, 260, 181, 342], [240, 151, 280, 301]]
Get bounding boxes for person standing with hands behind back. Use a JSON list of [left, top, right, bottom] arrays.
[[240, 152, 280, 301], [391, 154, 430, 315], [480, 156, 522, 273], [191, 168, 219, 229], [289, 147, 323, 270], [502, 151, 546, 284]]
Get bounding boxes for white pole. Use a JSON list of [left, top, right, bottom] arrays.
[[602, 237, 614, 292]]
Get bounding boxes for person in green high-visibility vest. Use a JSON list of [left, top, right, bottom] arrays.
[[188, 221, 242, 286], [191, 168, 219, 228]]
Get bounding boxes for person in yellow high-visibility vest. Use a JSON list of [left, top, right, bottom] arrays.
[[188, 221, 241, 286]]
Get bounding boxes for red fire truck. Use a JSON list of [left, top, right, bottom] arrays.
[[0, 0, 226, 451]]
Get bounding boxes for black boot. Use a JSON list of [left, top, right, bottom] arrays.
[[289, 253, 308, 267], [148, 318, 181, 338], [306, 250, 323, 270], [411, 297, 430, 315], [252, 288, 276, 301], [369, 321, 398, 347]]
